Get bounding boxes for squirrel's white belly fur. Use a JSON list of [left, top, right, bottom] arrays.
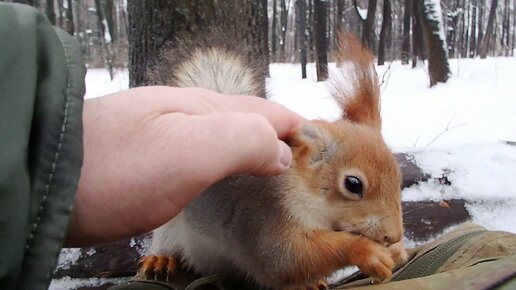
[[151, 213, 240, 275]]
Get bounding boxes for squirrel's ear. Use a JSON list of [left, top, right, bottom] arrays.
[[288, 122, 334, 165], [332, 32, 382, 131]]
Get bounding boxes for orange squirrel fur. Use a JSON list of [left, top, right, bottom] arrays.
[[140, 33, 407, 290]]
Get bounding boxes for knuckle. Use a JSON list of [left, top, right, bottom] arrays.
[[232, 113, 276, 141]]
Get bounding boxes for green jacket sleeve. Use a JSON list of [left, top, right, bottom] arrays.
[[0, 3, 85, 290]]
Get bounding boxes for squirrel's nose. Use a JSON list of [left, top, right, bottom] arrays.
[[384, 234, 401, 245]]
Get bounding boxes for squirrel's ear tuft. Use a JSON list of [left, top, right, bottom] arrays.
[[332, 32, 381, 131], [288, 122, 334, 165]]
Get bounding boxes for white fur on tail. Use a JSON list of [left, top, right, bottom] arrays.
[[172, 48, 263, 96]]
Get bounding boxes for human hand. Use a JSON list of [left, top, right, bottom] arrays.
[[67, 86, 304, 246]]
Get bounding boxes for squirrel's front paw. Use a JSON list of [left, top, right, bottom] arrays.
[[137, 255, 178, 281], [348, 238, 394, 281], [388, 240, 408, 268]]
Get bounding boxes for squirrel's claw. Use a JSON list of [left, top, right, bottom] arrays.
[[349, 239, 395, 281], [137, 255, 178, 281]]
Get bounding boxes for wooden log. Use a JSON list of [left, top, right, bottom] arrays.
[[403, 199, 470, 242], [395, 153, 431, 188]]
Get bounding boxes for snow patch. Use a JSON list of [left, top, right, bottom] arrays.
[[401, 141, 516, 233], [409, 142, 516, 201], [84, 68, 128, 99], [49, 277, 128, 290], [55, 248, 82, 270], [357, 8, 367, 21], [85, 248, 96, 256]]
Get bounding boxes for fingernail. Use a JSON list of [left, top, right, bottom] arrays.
[[279, 141, 292, 169]]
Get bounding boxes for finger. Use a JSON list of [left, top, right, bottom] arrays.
[[215, 94, 305, 139], [166, 112, 293, 179], [129, 86, 305, 139]]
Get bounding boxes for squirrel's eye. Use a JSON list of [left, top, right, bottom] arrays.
[[344, 176, 363, 197]]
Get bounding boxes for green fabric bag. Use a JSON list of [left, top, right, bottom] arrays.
[[333, 223, 516, 290]]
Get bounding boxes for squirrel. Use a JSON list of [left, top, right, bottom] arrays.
[[138, 32, 408, 290]]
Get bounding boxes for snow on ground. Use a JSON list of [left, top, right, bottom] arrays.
[[84, 57, 516, 235], [84, 67, 128, 99], [50, 277, 127, 290], [404, 141, 516, 233]]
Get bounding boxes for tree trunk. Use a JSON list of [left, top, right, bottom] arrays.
[[469, 0, 477, 57], [402, 0, 412, 64], [46, 0, 56, 25], [378, 0, 392, 65], [412, 2, 425, 68], [362, 0, 378, 50], [271, 0, 278, 63], [446, 0, 459, 58], [279, 0, 289, 62], [511, 0, 516, 56], [66, 0, 74, 35], [335, 0, 345, 46], [462, 0, 470, 58], [308, 0, 315, 62], [416, 0, 451, 86], [314, 0, 328, 81], [119, 0, 129, 38], [74, 0, 83, 48], [57, 0, 64, 28], [296, 0, 307, 79], [128, 1, 269, 87], [95, 0, 113, 79], [104, 0, 115, 43], [502, 0, 510, 55], [128, 1, 205, 87], [249, 0, 270, 76], [479, 0, 498, 58], [476, 1, 484, 56], [456, 0, 465, 57], [327, 0, 333, 53]]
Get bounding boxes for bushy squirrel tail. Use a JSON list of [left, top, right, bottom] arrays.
[[148, 30, 267, 98], [331, 32, 381, 130]]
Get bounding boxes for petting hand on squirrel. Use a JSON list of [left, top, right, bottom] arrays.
[[67, 86, 304, 247]]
